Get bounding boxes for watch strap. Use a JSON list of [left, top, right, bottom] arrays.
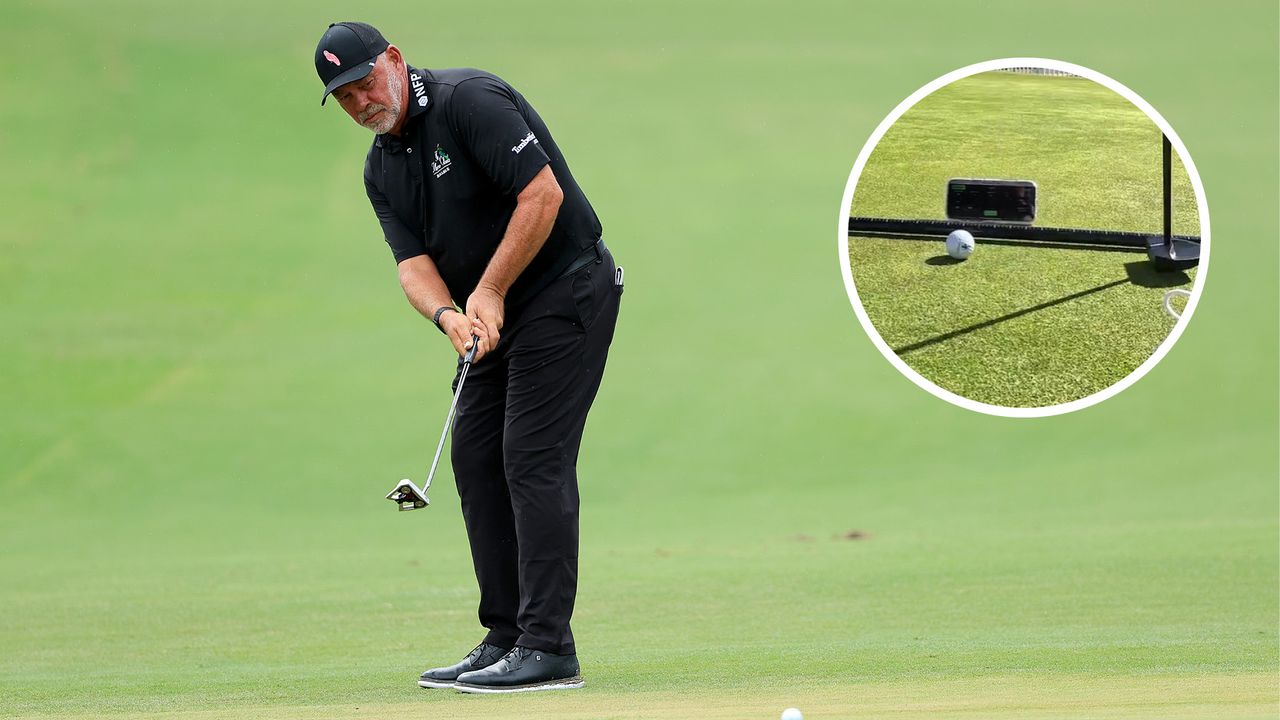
[[432, 306, 455, 333]]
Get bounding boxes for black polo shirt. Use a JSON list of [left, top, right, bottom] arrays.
[[363, 65, 602, 309]]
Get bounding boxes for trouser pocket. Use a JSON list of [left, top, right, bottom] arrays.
[[571, 268, 597, 330], [571, 252, 619, 329]]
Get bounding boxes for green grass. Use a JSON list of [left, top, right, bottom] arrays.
[[851, 73, 1200, 235], [849, 72, 1200, 407], [850, 238, 1197, 407], [2, 1, 1277, 719]]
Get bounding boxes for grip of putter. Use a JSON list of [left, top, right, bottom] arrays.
[[464, 334, 480, 363]]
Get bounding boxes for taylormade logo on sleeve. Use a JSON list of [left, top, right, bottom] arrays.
[[511, 132, 538, 154]]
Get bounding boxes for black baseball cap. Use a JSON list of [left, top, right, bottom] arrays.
[[315, 22, 389, 106]]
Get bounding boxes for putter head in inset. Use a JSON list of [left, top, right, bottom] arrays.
[[386, 478, 429, 511], [1146, 235, 1200, 272]]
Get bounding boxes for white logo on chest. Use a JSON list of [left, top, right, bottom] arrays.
[[431, 144, 452, 178]]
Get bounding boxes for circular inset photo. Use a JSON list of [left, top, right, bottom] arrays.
[[839, 58, 1208, 417]]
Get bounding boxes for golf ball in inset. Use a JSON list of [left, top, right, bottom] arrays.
[[781, 709, 803, 720], [945, 229, 975, 260]]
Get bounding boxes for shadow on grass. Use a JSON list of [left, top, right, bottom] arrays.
[[925, 255, 964, 266], [893, 278, 1132, 356], [1125, 260, 1190, 288]]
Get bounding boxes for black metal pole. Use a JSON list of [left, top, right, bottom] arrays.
[[1163, 134, 1172, 247]]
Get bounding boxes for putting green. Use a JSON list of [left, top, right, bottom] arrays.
[[10, 674, 1275, 719], [848, 236, 1196, 407], [848, 72, 1200, 408]]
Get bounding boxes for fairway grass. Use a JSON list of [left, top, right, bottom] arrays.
[[10, 673, 1275, 719], [2, 1, 1276, 719], [4, 504, 1274, 718]]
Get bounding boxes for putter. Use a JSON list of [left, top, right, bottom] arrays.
[[386, 335, 480, 512]]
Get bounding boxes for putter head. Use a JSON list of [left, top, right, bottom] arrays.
[[386, 478, 429, 512], [1146, 236, 1200, 272]]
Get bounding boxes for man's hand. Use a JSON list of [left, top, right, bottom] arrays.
[[439, 310, 477, 359], [465, 285, 505, 362]]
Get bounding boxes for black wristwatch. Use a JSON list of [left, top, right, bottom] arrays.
[[432, 306, 456, 334]]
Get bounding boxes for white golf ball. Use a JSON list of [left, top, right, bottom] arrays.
[[781, 709, 803, 720], [945, 229, 975, 260]]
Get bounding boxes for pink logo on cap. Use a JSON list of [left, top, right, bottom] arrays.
[[324, 50, 341, 66]]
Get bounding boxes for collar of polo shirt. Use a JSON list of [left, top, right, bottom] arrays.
[[375, 64, 432, 149]]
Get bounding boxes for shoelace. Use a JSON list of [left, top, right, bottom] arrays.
[[499, 646, 534, 667], [466, 643, 507, 666], [464, 644, 486, 663]]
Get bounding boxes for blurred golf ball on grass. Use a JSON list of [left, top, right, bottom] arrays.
[[946, 229, 975, 259]]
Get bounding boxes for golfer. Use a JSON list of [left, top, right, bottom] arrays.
[[314, 21, 621, 694]]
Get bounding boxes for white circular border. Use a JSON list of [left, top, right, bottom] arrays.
[[837, 57, 1211, 418]]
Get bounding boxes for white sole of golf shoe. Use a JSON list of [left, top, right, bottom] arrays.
[[454, 677, 584, 694]]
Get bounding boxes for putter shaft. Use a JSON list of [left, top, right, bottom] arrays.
[[386, 335, 480, 511], [423, 349, 475, 495]]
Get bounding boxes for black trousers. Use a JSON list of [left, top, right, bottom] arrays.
[[449, 245, 621, 655]]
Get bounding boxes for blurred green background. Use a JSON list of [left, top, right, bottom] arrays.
[[1, 1, 1276, 719]]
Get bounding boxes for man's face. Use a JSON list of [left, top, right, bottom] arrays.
[[334, 51, 404, 135]]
